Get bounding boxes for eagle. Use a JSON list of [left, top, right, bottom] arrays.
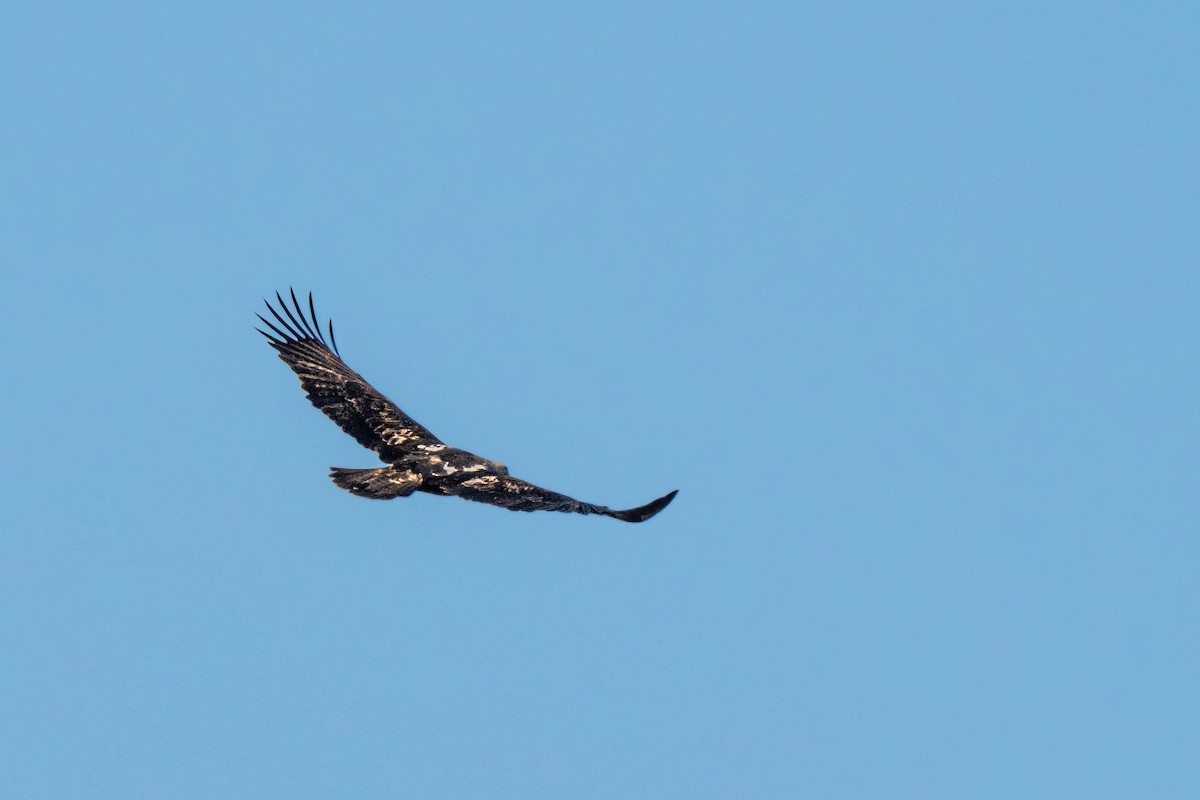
[[256, 289, 677, 523]]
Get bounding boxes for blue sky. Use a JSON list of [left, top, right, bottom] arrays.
[[2, 1, 1198, 797]]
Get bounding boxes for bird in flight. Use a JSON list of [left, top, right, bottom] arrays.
[[256, 290, 677, 523]]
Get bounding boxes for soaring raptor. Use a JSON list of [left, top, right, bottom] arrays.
[[257, 290, 677, 523]]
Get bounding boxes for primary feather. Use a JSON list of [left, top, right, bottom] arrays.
[[258, 289, 677, 523]]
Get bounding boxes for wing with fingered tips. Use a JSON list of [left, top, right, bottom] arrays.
[[256, 289, 442, 459], [448, 473, 678, 523]]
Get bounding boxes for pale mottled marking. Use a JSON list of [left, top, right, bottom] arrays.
[[462, 475, 499, 489]]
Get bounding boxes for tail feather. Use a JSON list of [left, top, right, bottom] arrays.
[[329, 466, 423, 499]]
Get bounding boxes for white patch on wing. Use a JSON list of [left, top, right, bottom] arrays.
[[462, 476, 498, 489], [383, 429, 420, 446]]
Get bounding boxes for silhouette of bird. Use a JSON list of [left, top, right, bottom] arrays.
[[257, 290, 677, 523]]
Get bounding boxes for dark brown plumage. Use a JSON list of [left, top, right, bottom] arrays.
[[257, 289, 677, 523]]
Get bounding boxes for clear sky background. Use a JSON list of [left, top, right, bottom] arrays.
[[2, 2, 1198, 797]]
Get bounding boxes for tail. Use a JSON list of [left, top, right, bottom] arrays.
[[600, 490, 678, 523], [329, 466, 423, 499]]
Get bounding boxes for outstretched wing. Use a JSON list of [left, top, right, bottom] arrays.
[[447, 473, 678, 523], [257, 290, 442, 459]]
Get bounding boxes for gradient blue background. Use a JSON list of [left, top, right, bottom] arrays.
[[3, 2, 1198, 797]]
